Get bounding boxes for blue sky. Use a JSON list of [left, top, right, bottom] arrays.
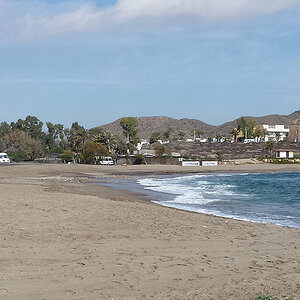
[[0, 0, 300, 128]]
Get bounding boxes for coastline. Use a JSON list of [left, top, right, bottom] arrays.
[[0, 163, 299, 299]]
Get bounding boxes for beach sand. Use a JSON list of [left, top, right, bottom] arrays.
[[0, 163, 299, 300]]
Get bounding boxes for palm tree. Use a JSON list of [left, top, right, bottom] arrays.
[[215, 132, 222, 142], [231, 128, 240, 142], [92, 131, 116, 152], [258, 128, 268, 142], [162, 127, 173, 141], [264, 140, 276, 156], [69, 122, 87, 153], [149, 132, 161, 144], [275, 132, 281, 142], [216, 150, 224, 163], [194, 129, 204, 140], [178, 131, 186, 141], [253, 126, 267, 142]]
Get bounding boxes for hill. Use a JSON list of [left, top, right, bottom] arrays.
[[97, 116, 217, 139], [92, 110, 300, 139], [216, 112, 298, 135]]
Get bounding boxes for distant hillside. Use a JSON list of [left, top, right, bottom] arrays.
[[92, 110, 300, 139], [96, 116, 217, 139], [216, 110, 300, 135], [289, 110, 300, 120]]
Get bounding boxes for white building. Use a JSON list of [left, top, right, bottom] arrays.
[[262, 124, 290, 142], [136, 139, 148, 151], [276, 150, 294, 159]]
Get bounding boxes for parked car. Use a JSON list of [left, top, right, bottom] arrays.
[[0, 153, 10, 163], [99, 156, 114, 165]]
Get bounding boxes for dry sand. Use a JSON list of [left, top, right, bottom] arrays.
[[0, 163, 299, 300]]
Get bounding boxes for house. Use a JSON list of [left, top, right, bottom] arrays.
[[275, 150, 294, 159], [195, 138, 208, 143], [262, 124, 290, 141], [287, 120, 300, 143], [136, 139, 148, 151]]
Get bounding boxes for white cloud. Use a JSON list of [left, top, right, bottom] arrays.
[[114, 0, 300, 20], [1, 0, 300, 42]]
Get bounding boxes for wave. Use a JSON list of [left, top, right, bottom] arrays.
[[137, 172, 300, 229]]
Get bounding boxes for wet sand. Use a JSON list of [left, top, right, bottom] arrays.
[[0, 163, 299, 299]]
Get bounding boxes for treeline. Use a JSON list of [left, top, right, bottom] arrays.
[[0, 116, 139, 163]]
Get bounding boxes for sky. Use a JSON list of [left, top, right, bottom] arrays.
[[0, 0, 300, 128]]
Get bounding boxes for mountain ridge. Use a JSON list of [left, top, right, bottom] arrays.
[[93, 110, 300, 139]]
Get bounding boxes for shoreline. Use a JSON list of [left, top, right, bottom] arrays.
[[0, 163, 299, 299], [95, 170, 300, 229]]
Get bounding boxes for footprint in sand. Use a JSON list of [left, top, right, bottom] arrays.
[[0, 289, 8, 295]]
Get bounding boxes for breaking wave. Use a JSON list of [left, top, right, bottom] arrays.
[[137, 172, 300, 228]]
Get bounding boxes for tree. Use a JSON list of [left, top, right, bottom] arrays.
[[92, 131, 115, 152], [23, 116, 44, 140], [5, 129, 44, 161], [113, 138, 128, 156], [0, 122, 11, 137], [178, 131, 186, 140], [0, 138, 5, 152], [154, 144, 166, 157], [162, 127, 173, 141], [237, 117, 256, 140], [216, 150, 224, 163], [194, 129, 203, 139], [59, 150, 75, 163], [253, 126, 267, 142], [0, 122, 11, 151], [46, 122, 64, 151], [10, 116, 44, 141], [230, 128, 240, 142], [264, 140, 276, 156], [10, 119, 25, 131], [82, 141, 109, 164], [275, 132, 281, 142], [215, 132, 222, 142], [149, 132, 161, 144], [119, 117, 139, 145], [69, 122, 86, 153], [61, 128, 71, 150]]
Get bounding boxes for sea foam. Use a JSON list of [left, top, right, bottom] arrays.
[[138, 172, 300, 228]]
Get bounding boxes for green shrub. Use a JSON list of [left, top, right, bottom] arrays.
[[50, 146, 63, 154], [133, 154, 144, 165], [269, 158, 299, 164], [253, 295, 293, 300], [8, 151, 28, 162], [254, 296, 279, 300], [58, 150, 74, 163]]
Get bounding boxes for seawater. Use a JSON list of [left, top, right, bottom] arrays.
[[137, 172, 300, 228]]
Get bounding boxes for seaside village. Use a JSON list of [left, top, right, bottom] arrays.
[[135, 121, 300, 166], [0, 114, 300, 166]]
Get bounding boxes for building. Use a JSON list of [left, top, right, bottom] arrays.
[[288, 120, 300, 143], [136, 139, 148, 151], [262, 124, 290, 142], [276, 150, 294, 159]]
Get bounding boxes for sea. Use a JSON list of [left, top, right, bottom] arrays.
[[135, 172, 300, 229]]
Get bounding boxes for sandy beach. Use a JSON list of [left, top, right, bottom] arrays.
[[0, 163, 299, 300]]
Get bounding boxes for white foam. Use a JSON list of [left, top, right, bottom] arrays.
[[138, 175, 240, 206], [138, 173, 300, 229]]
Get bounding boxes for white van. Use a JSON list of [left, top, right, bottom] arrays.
[[99, 156, 114, 165], [0, 153, 10, 163]]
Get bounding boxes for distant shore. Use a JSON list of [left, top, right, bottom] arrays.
[[0, 163, 299, 299]]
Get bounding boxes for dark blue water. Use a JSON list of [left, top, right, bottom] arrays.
[[137, 172, 300, 228]]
